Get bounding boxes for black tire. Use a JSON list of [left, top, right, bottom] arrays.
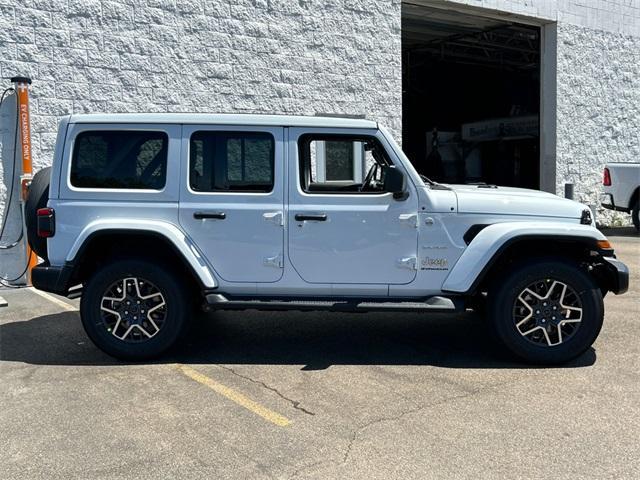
[[25, 167, 51, 262], [632, 200, 639, 232], [80, 259, 189, 361], [488, 259, 604, 365]]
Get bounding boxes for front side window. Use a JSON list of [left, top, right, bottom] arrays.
[[299, 135, 392, 193], [70, 130, 168, 189], [190, 131, 274, 192]]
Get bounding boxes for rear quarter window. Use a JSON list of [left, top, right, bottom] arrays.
[[189, 131, 274, 193], [70, 130, 168, 189]]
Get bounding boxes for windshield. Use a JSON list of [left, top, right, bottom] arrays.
[[378, 126, 451, 190]]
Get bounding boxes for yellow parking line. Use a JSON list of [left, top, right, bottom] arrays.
[[177, 364, 292, 427]]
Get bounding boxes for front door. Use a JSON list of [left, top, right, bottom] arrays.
[[179, 125, 285, 283], [288, 128, 419, 285]]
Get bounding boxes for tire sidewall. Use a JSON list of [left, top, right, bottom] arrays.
[[489, 260, 604, 364], [80, 259, 188, 360]]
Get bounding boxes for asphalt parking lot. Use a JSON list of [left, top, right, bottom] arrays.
[[1, 228, 638, 479]]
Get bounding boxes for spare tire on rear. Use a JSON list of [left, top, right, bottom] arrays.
[[25, 167, 51, 262]]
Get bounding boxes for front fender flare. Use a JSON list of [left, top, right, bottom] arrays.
[[441, 222, 606, 294], [68, 219, 218, 288]]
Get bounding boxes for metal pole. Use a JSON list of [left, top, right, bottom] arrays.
[[10, 76, 37, 283], [564, 182, 574, 200]]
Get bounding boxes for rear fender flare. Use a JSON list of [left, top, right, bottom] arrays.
[[68, 219, 217, 289]]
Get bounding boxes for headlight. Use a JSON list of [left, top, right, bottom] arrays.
[[580, 209, 593, 225]]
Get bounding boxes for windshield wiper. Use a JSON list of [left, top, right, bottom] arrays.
[[419, 174, 434, 185], [420, 174, 451, 190]]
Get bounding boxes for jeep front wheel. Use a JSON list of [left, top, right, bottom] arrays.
[[488, 260, 604, 364], [80, 260, 189, 360]]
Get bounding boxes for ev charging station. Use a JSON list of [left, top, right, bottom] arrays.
[[0, 76, 36, 294]]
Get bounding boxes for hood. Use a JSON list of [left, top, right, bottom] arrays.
[[448, 184, 587, 219]]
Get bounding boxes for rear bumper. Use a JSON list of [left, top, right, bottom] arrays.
[[602, 257, 629, 295], [600, 193, 629, 213], [31, 263, 74, 296]]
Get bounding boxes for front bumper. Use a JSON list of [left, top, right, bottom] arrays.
[[31, 263, 74, 296], [602, 256, 629, 295]]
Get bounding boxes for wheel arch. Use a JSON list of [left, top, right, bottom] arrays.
[[442, 223, 610, 296], [67, 221, 217, 291]]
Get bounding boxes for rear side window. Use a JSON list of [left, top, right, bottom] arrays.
[[189, 131, 274, 193], [70, 131, 168, 189]]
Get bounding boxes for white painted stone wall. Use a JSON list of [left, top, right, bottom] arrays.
[[556, 22, 640, 223], [0, 0, 402, 280]]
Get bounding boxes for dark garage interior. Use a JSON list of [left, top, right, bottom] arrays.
[[402, 2, 541, 189]]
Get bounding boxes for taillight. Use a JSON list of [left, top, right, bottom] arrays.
[[37, 207, 55, 238], [603, 168, 611, 186]]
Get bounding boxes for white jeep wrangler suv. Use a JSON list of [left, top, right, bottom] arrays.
[[26, 113, 628, 364]]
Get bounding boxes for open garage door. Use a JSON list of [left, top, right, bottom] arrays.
[[402, 2, 541, 189]]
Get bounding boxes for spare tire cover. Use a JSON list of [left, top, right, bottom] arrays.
[[25, 167, 51, 262]]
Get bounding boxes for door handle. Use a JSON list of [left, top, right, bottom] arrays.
[[294, 213, 327, 222], [263, 211, 283, 226], [194, 211, 226, 220]]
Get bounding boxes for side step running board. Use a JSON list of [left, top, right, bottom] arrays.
[[204, 294, 462, 313]]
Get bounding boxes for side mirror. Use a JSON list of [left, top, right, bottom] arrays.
[[383, 166, 408, 200]]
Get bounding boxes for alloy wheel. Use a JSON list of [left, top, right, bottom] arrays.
[[512, 279, 582, 347], [100, 277, 167, 342]]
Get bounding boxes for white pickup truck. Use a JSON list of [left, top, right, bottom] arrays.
[[601, 163, 640, 231], [25, 113, 628, 364]]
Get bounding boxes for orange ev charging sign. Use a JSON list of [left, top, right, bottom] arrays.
[[10, 76, 37, 280], [11, 76, 33, 180]]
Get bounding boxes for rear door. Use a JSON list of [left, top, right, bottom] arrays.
[[179, 125, 285, 283]]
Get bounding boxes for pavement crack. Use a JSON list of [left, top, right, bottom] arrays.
[[341, 378, 519, 465], [341, 401, 425, 465], [217, 365, 315, 416]]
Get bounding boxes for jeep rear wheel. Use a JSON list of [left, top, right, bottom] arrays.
[[488, 260, 604, 364], [80, 259, 189, 360]]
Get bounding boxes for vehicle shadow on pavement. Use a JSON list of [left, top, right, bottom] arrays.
[[0, 309, 596, 369]]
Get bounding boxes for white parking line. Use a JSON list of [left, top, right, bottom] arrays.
[[29, 287, 78, 312]]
